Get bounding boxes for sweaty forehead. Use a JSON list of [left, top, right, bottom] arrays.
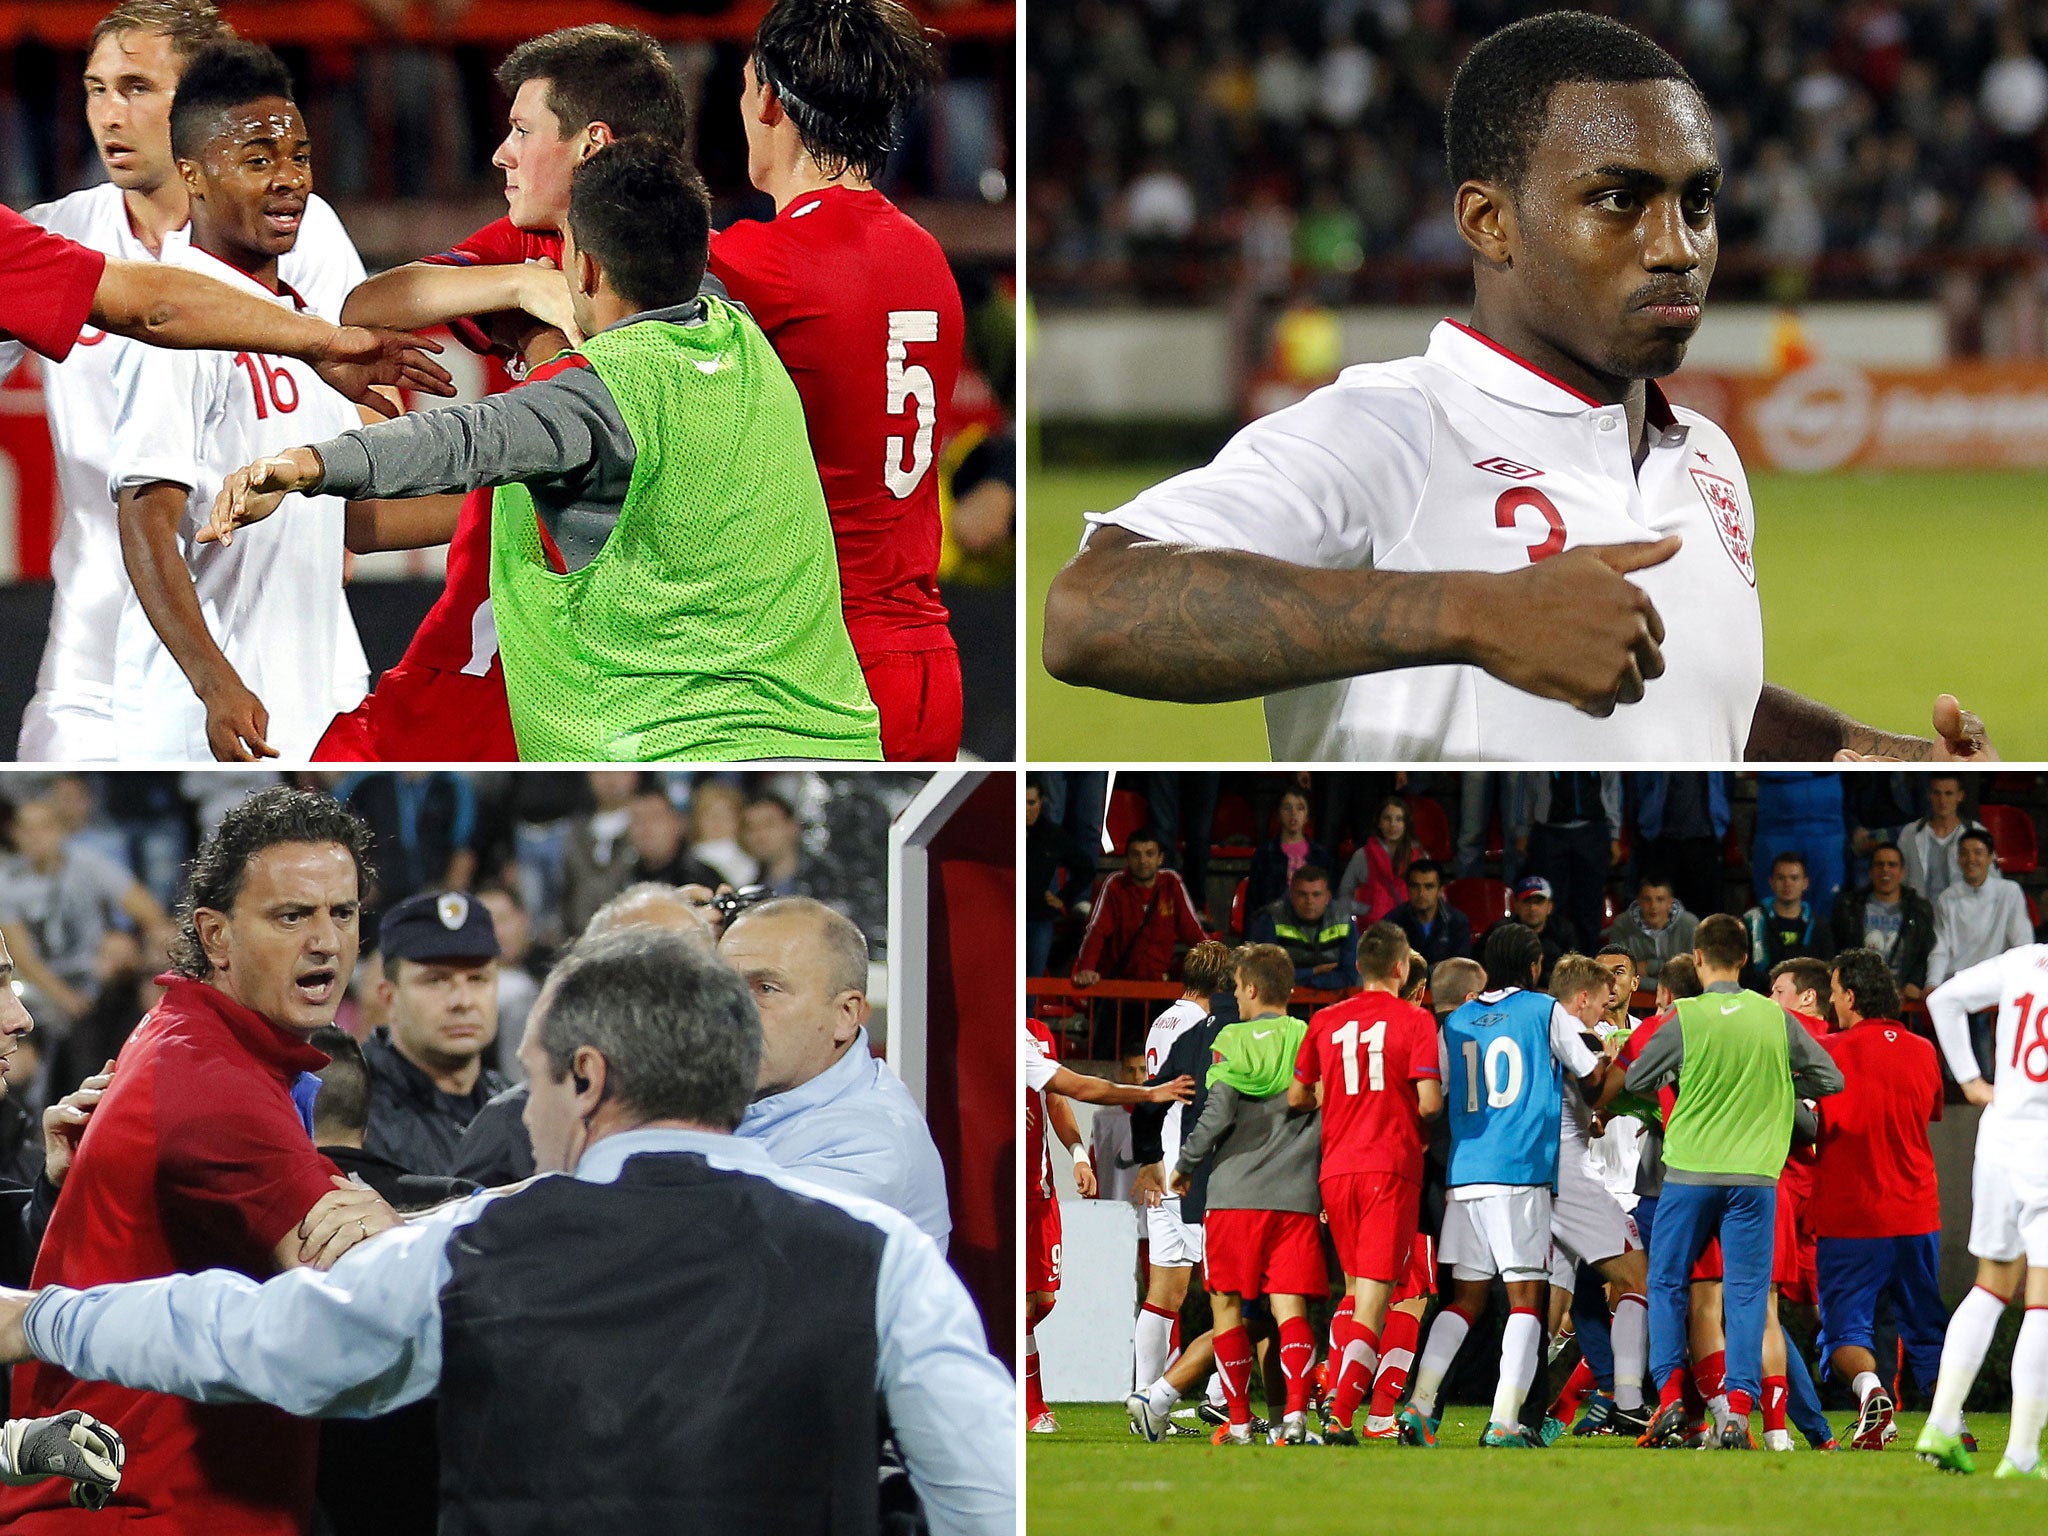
[[1523, 78, 1715, 182], [210, 97, 305, 152]]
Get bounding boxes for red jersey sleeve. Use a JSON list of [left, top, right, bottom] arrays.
[[155, 1057, 341, 1273], [0, 205, 105, 362], [1406, 1009, 1442, 1079], [419, 216, 534, 269], [707, 218, 796, 333], [1294, 1027, 1321, 1086]]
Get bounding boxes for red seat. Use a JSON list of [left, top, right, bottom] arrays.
[[1445, 877, 1512, 936], [1209, 793, 1257, 854], [1230, 878, 1248, 938], [1105, 787, 1149, 855], [1979, 803, 2039, 876], [1407, 795, 1452, 862]]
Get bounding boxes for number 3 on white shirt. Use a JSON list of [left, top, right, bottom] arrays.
[[884, 309, 939, 499], [1334, 1018, 1386, 1094]]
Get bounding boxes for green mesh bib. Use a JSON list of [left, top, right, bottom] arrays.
[[1664, 990, 1795, 1179], [490, 299, 882, 761]]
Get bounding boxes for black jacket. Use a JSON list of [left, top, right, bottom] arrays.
[[1397, 902, 1474, 968], [363, 1029, 508, 1178], [451, 1084, 536, 1187], [322, 1143, 481, 1212], [1831, 884, 1937, 991], [1026, 818, 1095, 923], [1131, 1011, 1227, 1223]]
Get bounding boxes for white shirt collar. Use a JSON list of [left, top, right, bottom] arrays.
[[1426, 318, 1679, 432]]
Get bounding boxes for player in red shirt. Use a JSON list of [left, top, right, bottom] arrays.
[[1288, 922, 1443, 1441], [1071, 828, 1208, 989], [3, 788, 399, 1533], [1814, 947, 1949, 1452], [710, 0, 966, 760], [316, 25, 689, 759]]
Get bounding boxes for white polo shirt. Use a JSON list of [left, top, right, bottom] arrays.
[[1086, 319, 1765, 761], [0, 183, 366, 761], [104, 244, 367, 761]]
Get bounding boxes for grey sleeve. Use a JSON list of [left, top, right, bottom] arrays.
[[1784, 1012, 1845, 1098], [1623, 1021, 1685, 1096], [1175, 1084, 1239, 1178], [1791, 1099, 1818, 1145], [311, 366, 635, 505]]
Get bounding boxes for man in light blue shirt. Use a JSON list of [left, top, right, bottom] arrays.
[[724, 895, 952, 1246], [0, 927, 1013, 1535]]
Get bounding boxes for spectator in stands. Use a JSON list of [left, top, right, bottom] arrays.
[[341, 771, 479, 921], [741, 793, 821, 898], [1750, 773, 1846, 921], [1606, 874, 1699, 988], [1026, 779, 1096, 977], [46, 929, 154, 1104], [632, 791, 728, 894], [1246, 787, 1332, 915], [1145, 773, 1220, 923], [0, 796, 171, 1024], [1514, 773, 1620, 960], [1631, 773, 1728, 925], [1742, 852, 1837, 990], [1455, 773, 1517, 883], [561, 772, 643, 937], [687, 781, 758, 889], [1928, 828, 2032, 987], [478, 885, 539, 1082], [1249, 864, 1359, 993], [1394, 858, 1470, 969], [1495, 874, 1577, 987], [1830, 842, 1936, 1001], [1072, 827, 1206, 989], [1335, 796, 1416, 925], [1898, 776, 1982, 905]]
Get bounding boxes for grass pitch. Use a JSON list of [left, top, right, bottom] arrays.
[[1026, 466, 2048, 761], [1029, 1403, 2036, 1535]]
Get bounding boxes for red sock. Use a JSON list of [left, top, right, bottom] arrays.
[[1026, 1332, 1046, 1420], [1762, 1377, 1787, 1432], [1279, 1314, 1317, 1417], [1680, 1361, 1705, 1418], [1659, 1367, 1690, 1410], [1328, 1295, 1355, 1360], [1331, 1320, 1381, 1430], [1693, 1349, 1726, 1402], [1551, 1357, 1598, 1422], [1214, 1325, 1255, 1427], [1726, 1388, 1754, 1418], [1370, 1308, 1421, 1419]]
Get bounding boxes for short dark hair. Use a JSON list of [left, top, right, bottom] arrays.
[[753, 0, 939, 182], [1124, 826, 1164, 855], [746, 792, 797, 823], [1660, 953, 1703, 999], [1481, 920, 1543, 992], [171, 786, 374, 979], [1407, 859, 1445, 885], [567, 136, 711, 312], [1292, 864, 1330, 889], [1960, 828, 1997, 858], [495, 25, 690, 149], [1596, 942, 1635, 964], [310, 1026, 369, 1139], [1638, 873, 1674, 894], [537, 926, 760, 1131], [1358, 922, 1410, 983], [1869, 840, 1904, 863], [1770, 851, 1808, 875], [1443, 11, 1700, 193], [169, 38, 294, 160], [1233, 943, 1296, 1007], [1693, 912, 1748, 971], [1833, 948, 1901, 1023], [1769, 956, 1830, 1007]]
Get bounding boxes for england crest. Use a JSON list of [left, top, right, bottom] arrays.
[[1690, 466, 1754, 587]]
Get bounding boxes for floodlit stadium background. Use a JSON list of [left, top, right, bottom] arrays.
[[0, 0, 1017, 759], [1026, 0, 2048, 759]]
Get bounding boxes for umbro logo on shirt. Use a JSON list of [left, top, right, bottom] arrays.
[[1474, 456, 1543, 480]]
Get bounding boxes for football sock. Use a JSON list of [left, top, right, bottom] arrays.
[[1693, 1349, 1726, 1403], [1370, 1308, 1421, 1419], [1611, 1292, 1648, 1412], [1329, 1296, 1355, 1361], [2004, 1307, 2048, 1473], [1279, 1315, 1317, 1417], [1145, 1376, 1179, 1418], [1026, 1331, 1046, 1420], [1409, 1304, 1474, 1419], [1930, 1284, 2007, 1435], [1214, 1326, 1255, 1429], [1135, 1304, 1176, 1393], [1762, 1376, 1788, 1433], [1726, 1388, 1754, 1419], [1550, 1358, 1597, 1422], [1205, 1371, 1227, 1410], [1331, 1321, 1381, 1430], [1493, 1308, 1542, 1430], [1851, 1370, 1883, 1406], [1659, 1367, 1689, 1410]]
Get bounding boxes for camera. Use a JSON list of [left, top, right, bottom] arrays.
[[711, 884, 775, 922]]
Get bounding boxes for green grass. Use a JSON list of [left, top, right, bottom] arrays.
[[1026, 466, 2048, 760], [1029, 1404, 2039, 1534]]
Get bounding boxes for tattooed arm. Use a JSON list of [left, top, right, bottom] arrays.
[[1042, 525, 1682, 715], [1745, 686, 1996, 763]]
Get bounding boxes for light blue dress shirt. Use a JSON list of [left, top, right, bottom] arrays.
[[736, 1028, 953, 1248], [24, 1127, 1014, 1536]]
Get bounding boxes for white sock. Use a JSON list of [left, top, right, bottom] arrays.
[[2006, 1308, 2048, 1472], [1205, 1370, 1226, 1409], [1146, 1377, 1179, 1417], [1931, 1285, 2006, 1435], [1365, 1413, 1396, 1432], [1409, 1308, 1472, 1419], [1134, 1308, 1175, 1393], [1852, 1370, 1883, 1406], [1492, 1310, 1542, 1429], [1611, 1293, 1648, 1413]]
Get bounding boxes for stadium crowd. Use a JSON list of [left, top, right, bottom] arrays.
[[1029, 0, 2048, 313]]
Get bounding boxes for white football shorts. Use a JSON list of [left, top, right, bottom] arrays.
[[1441, 1185, 1553, 1281]]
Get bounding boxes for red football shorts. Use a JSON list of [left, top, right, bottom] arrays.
[[1027, 1195, 1062, 1294], [1692, 1236, 1724, 1283], [1772, 1181, 1811, 1295], [861, 646, 963, 761], [1322, 1171, 1421, 1284], [1392, 1232, 1438, 1305], [1203, 1208, 1326, 1300], [314, 661, 519, 762]]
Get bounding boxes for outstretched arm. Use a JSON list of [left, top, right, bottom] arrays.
[[1746, 685, 1995, 762], [1043, 525, 1678, 716], [339, 260, 582, 345]]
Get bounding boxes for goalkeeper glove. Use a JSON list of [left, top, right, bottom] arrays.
[[0, 1410, 125, 1511]]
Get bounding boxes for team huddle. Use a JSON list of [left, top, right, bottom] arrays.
[[1025, 913, 2048, 1476], [5, 0, 965, 763]]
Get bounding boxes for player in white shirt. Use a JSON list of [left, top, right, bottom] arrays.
[[1041, 11, 1993, 764], [1917, 944, 2048, 1478], [8, 3, 371, 761]]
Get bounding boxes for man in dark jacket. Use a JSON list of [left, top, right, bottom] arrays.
[[1829, 842, 1936, 1001], [1248, 866, 1359, 993], [1026, 779, 1095, 977], [363, 890, 508, 1177], [1395, 860, 1472, 968]]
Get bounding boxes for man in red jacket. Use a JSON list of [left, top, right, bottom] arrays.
[[1072, 828, 1207, 989], [1813, 946, 1948, 1454]]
